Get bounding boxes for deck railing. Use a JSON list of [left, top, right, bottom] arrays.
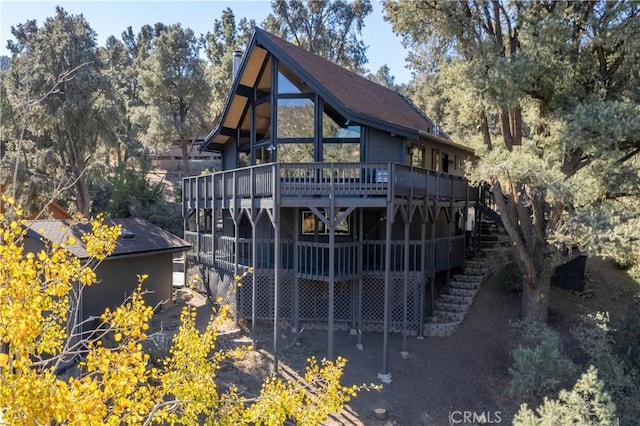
[[297, 241, 361, 280], [185, 231, 465, 276], [183, 162, 469, 209]]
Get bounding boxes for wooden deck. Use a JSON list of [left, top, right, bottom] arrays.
[[182, 162, 469, 212], [184, 232, 465, 281]]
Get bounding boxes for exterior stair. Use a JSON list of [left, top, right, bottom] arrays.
[[422, 260, 490, 337]]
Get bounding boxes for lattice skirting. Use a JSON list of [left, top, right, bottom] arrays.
[[235, 270, 424, 333]]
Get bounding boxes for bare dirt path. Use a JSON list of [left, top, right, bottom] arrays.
[[152, 257, 638, 425]]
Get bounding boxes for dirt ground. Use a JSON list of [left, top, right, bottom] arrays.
[[151, 256, 639, 425]]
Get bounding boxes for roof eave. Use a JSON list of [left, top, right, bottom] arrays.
[[418, 130, 475, 153], [199, 32, 261, 153]]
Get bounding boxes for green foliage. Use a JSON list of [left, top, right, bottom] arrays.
[[508, 321, 578, 401], [105, 165, 163, 218], [617, 300, 640, 369], [96, 165, 182, 236], [201, 8, 255, 120], [264, 0, 373, 73], [512, 366, 617, 426], [4, 7, 121, 215], [385, 0, 640, 321], [366, 64, 401, 90], [138, 24, 210, 174], [502, 260, 524, 294], [572, 312, 640, 425]]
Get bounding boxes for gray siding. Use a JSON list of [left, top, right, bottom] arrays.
[[24, 236, 174, 327], [83, 253, 173, 320], [222, 140, 238, 170], [366, 128, 404, 163]]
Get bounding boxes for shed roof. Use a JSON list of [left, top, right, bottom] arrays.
[[25, 217, 191, 260]]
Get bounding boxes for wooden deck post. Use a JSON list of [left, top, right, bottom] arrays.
[[195, 178, 200, 263], [328, 220, 335, 360], [327, 164, 336, 361], [402, 208, 410, 357], [292, 208, 300, 332], [272, 162, 280, 373], [250, 168, 257, 348], [379, 200, 394, 383], [357, 207, 364, 349], [419, 218, 427, 338]]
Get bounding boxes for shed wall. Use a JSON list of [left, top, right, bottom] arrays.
[[83, 253, 173, 320]]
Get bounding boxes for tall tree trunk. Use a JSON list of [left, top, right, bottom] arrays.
[[492, 182, 555, 322], [180, 141, 190, 175], [520, 254, 555, 322], [74, 174, 91, 216]]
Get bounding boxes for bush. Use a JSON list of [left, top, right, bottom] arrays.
[[106, 164, 164, 218], [616, 300, 640, 369], [508, 321, 578, 401], [503, 260, 524, 294], [572, 312, 640, 425], [513, 366, 617, 426]]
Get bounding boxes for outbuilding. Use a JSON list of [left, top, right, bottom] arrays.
[[25, 217, 191, 326]]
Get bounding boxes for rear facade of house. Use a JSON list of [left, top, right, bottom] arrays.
[[182, 29, 476, 367]]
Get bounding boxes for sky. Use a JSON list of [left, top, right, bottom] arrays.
[[0, 0, 415, 84]]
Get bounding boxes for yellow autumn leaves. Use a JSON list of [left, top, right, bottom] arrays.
[[0, 197, 370, 424]]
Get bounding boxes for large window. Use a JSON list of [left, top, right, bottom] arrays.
[[411, 145, 425, 167], [277, 98, 315, 139], [278, 143, 314, 163], [301, 210, 350, 235], [432, 149, 441, 171], [278, 63, 311, 94], [322, 111, 361, 139], [323, 143, 360, 162]]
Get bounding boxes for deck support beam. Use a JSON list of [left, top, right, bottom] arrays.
[[379, 201, 394, 383], [292, 208, 300, 333], [402, 206, 411, 357], [356, 207, 364, 350]]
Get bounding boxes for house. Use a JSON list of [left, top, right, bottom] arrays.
[[182, 28, 476, 381], [24, 218, 191, 331], [151, 139, 222, 175]]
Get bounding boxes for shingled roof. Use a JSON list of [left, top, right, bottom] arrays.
[[256, 29, 437, 137], [25, 218, 191, 260], [201, 28, 468, 152]]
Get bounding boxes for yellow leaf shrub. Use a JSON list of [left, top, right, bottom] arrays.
[[0, 197, 374, 424]]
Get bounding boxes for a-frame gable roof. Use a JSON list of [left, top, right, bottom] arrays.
[[201, 28, 463, 151], [255, 29, 436, 137]]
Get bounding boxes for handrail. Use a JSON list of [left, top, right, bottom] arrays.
[[182, 162, 469, 208]]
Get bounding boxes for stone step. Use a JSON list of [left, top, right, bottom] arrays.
[[449, 280, 481, 290], [462, 267, 489, 276], [438, 293, 473, 305], [422, 320, 460, 337], [434, 301, 468, 313], [464, 261, 488, 269], [446, 287, 477, 298], [432, 309, 466, 322], [452, 274, 484, 283]]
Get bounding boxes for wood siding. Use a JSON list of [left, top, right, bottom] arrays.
[[83, 254, 173, 320], [366, 128, 404, 163]]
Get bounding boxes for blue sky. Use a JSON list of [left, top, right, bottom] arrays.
[[0, 0, 414, 84]]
